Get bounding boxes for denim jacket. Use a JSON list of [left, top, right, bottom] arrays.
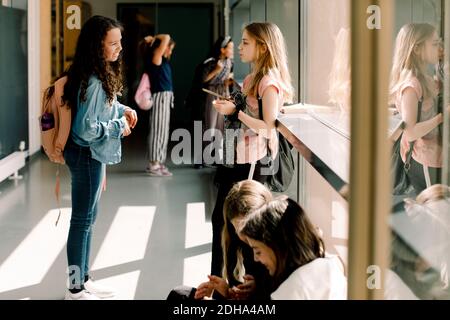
[[71, 76, 128, 165]]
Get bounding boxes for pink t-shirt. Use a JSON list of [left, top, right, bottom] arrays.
[[236, 74, 284, 164], [395, 76, 442, 168]]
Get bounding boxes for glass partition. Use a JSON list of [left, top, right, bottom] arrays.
[[386, 0, 450, 300], [305, 0, 350, 110], [290, 0, 351, 268], [300, 0, 351, 191]]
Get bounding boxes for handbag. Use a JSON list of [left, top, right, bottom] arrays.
[[257, 97, 295, 192], [391, 98, 422, 195], [134, 73, 153, 111]]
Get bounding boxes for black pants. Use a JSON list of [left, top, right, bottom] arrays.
[[407, 158, 441, 194], [210, 163, 268, 276]]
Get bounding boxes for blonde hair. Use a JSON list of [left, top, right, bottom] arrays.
[[415, 184, 450, 205], [328, 28, 351, 112], [222, 180, 273, 283], [403, 184, 450, 225], [243, 22, 294, 103], [389, 23, 437, 105]]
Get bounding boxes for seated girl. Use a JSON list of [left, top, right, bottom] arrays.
[[194, 180, 272, 300], [168, 180, 272, 300], [239, 197, 347, 299]]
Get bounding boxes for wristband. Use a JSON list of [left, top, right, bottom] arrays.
[[228, 91, 246, 122]]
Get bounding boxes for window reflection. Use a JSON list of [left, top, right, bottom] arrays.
[[328, 28, 351, 113], [388, 185, 450, 299], [306, 0, 350, 109], [390, 23, 444, 196], [388, 0, 450, 300]]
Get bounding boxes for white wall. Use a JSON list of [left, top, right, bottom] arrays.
[[28, 0, 40, 155]]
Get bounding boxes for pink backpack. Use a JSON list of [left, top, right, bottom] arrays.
[[40, 76, 71, 164], [40, 76, 71, 226], [134, 73, 153, 110]]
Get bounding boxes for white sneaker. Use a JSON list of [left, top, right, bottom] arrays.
[[84, 279, 117, 299], [65, 289, 100, 300]]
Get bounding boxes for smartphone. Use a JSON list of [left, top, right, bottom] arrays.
[[202, 88, 233, 101]]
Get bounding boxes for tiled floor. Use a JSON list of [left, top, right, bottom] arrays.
[[0, 134, 218, 300]]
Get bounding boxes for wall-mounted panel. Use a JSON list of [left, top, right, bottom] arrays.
[[0, 6, 28, 160]]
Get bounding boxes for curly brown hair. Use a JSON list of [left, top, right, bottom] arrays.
[[62, 15, 124, 109]]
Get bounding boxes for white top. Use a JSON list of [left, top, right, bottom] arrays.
[[271, 255, 347, 300]]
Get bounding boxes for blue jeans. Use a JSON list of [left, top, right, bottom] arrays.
[[64, 139, 105, 289]]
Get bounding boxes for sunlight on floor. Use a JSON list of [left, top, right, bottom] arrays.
[[0, 208, 71, 293], [185, 202, 212, 249], [182, 202, 212, 288], [92, 206, 156, 271], [92, 270, 141, 300], [183, 252, 212, 289], [0, 202, 213, 299]]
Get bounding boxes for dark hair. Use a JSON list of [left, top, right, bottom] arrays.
[[240, 198, 325, 289], [142, 37, 176, 73], [208, 36, 232, 60], [62, 15, 124, 109]]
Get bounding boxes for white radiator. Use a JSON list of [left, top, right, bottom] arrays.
[[0, 151, 26, 184]]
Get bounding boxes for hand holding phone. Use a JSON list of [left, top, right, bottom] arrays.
[[202, 88, 233, 101]]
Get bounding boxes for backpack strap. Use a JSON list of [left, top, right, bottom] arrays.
[[257, 96, 264, 121], [249, 96, 272, 180], [403, 98, 423, 172], [54, 164, 62, 226], [247, 96, 266, 181]]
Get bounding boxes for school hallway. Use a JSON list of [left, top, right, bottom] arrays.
[[0, 134, 218, 300]]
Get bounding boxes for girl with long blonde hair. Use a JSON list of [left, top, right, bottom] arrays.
[[210, 22, 294, 278], [389, 23, 448, 193], [194, 180, 273, 300]]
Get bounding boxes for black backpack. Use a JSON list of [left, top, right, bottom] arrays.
[[258, 97, 295, 192]]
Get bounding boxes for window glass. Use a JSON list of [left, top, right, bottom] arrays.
[[387, 0, 450, 300], [305, 0, 350, 110]]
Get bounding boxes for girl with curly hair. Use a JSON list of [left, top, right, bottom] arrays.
[[61, 15, 138, 300]]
